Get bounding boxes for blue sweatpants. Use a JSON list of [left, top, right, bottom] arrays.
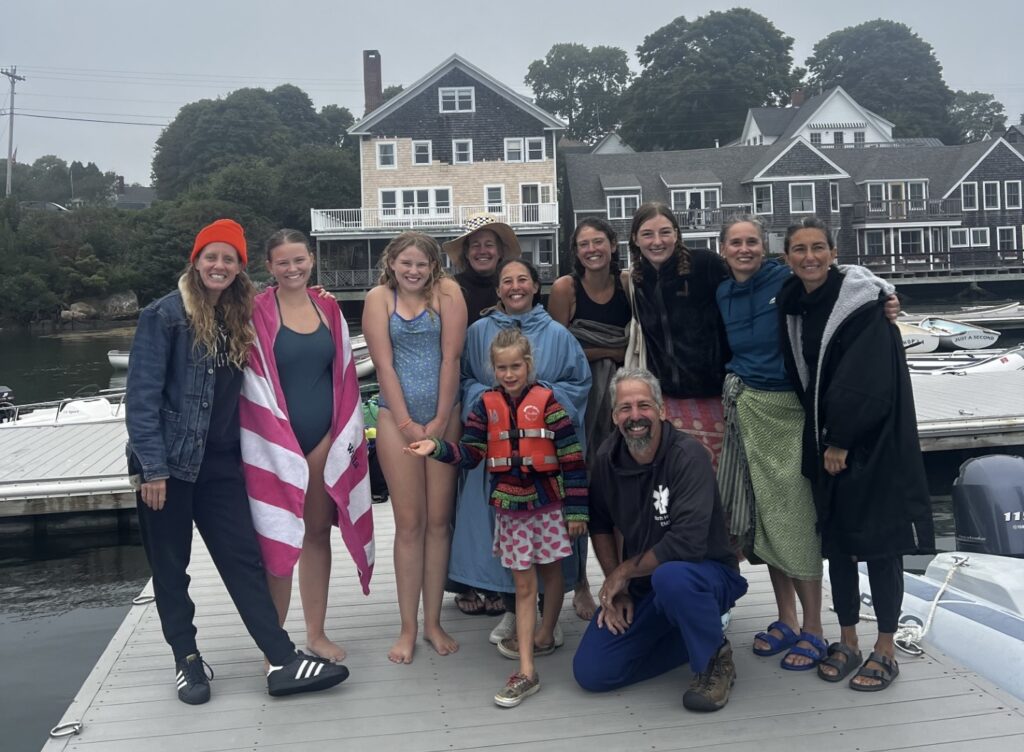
[[573, 560, 748, 692]]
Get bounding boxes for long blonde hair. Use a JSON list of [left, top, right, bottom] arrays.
[[179, 264, 255, 368], [377, 231, 446, 302]]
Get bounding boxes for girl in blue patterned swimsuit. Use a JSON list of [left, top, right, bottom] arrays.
[[362, 232, 467, 664]]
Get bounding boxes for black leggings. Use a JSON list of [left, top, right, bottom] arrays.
[[136, 449, 296, 665], [828, 554, 904, 634]]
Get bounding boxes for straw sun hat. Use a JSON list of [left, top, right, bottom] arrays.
[[441, 212, 522, 268]]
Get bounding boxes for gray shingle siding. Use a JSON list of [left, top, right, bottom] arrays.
[[956, 142, 1024, 231], [364, 68, 553, 164]]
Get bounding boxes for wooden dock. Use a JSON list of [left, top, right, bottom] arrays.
[[0, 421, 133, 517], [41, 503, 1024, 752], [912, 371, 1024, 451]]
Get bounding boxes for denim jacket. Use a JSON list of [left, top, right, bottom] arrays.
[[125, 288, 219, 482]]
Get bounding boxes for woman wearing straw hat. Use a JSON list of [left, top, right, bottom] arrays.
[[443, 212, 523, 326]]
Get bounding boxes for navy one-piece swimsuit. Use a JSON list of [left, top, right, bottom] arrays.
[[273, 293, 335, 455]]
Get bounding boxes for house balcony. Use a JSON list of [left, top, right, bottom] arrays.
[[606, 206, 753, 240], [852, 199, 962, 225], [310, 202, 559, 237]]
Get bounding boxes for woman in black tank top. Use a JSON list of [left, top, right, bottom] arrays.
[[548, 217, 632, 621]]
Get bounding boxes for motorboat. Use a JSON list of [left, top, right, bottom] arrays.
[[908, 345, 1024, 375], [897, 322, 940, 353], [107, 349, 130, 369], [846, 455, 1024, 700], [0, 390, 127, 427], [916, 317, 1001, 350]]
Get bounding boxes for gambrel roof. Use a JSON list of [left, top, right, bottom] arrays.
[[348, 54, 565, 135]]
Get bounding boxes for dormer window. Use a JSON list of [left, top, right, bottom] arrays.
[[439, 87, 474, 113]]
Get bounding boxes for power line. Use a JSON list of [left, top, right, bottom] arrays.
[[14, 112, 167, 127]]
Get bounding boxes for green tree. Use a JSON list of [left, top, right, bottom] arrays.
[[806, 20, 954, 141], [525, 43, 633, 142], [949, 91, 1007, 143], [152, 85, 353, 199], [275, 144, 360, 232], [381, 85, 404, 103], [620, 8, 801, 151]]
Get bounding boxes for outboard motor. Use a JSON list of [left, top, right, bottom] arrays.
[[952, 454, 1024, 557]]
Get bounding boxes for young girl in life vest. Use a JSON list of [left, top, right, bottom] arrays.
[[407, 328, 588, 708]]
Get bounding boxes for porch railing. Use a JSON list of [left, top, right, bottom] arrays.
[[311, 202, 559, 234], [852, 199, 962, 223]]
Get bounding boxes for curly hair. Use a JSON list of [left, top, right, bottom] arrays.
[[627, 202, 690, 285], [570, 217, 621, 278], [376, 231, 446, 303], [180, 263, 255, 369]]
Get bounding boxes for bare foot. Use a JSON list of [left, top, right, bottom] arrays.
[[388, 631, 416, 664], [306, 635, 347, 663], [573, 585, 597, 621], [423, 626, 459, 656]]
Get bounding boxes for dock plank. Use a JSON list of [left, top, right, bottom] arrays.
[[40, 502, 1024, 752]]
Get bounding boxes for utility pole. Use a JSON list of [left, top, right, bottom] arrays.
[[1, 66, 26, 197]]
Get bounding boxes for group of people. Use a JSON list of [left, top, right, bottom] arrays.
[[125, 204, 933, 712]]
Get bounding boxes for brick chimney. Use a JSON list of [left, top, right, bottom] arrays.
[[790, 88, 806, 108], [364, 50, 383, 115]]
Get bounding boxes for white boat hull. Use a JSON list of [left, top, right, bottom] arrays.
[[848, 553, 1024, 700], [897, 323, 940, 353], [107, 350, 130, 369], [917, 318, 1001, 350]]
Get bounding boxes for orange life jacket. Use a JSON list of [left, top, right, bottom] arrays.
[[482, 386, 558, 474]]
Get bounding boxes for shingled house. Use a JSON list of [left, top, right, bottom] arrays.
[[311, 52, 565, 289]]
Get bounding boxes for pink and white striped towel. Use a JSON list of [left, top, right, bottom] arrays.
[[240, 289, 374, 594]]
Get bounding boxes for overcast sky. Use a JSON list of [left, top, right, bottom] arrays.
[[2, 0, 1022, 186]]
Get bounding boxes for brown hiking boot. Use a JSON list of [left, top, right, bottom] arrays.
[[683, 641, 736, 712]]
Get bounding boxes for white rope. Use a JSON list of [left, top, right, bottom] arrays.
[[894, 555, 971, 656]]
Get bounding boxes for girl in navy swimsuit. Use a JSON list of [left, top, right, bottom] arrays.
[[362, 232, 468, 664]]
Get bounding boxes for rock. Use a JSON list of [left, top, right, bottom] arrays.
[[61, 308, 88, 322], [99, 291, 139, 320], [69, 301, 98, 319]]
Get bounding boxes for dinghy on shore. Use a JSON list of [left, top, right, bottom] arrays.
[[897, 322, 940, 353]]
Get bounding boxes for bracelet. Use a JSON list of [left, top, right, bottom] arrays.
[[397, 417, 413, 430]]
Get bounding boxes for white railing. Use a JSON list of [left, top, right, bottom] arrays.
[[311, 202, 559, 234]]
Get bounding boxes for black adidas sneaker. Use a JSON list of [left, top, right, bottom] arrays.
[[175, 653, 213, 705], [266, 651, 349, 697]]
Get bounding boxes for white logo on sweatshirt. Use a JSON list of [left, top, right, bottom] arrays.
[[652, 485, 669, 516]]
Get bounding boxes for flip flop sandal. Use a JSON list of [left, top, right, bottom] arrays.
[[817, 642, 863, 682], [752, 620, 799, 656], [454, 591, 486, 616], [849, 651, 899, 692], [483, 593, 507, 616], [781, 631, 828, 671]]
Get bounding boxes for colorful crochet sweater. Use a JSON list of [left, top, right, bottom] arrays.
[[430, 384, 589, 520]]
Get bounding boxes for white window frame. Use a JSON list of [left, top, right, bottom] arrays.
[[670, 188, 721, 213], [753, 184, 773, 214], [809, 132, 821, 146], [607, 194, 640, 220], [961, 182, 978, 211], [1005, 180, 1022, 210], [504, 138, 524, 162], [525, 137, 545, 162], [379, 189, 398, 216], [438, 86, 474, 113], [899, 229, 924, 255], [433, 187, 452, 216], [908, 181, 927, 211], [411, 140, 432, 166], [970, 227, 990, 247], [537, 237, 554, 267], [484, 184, 505, 213], [376, 141, 397, 169], [830, 182, 840, 212], [854, 131, 866, 147], [789, 182, 815, 214], [949, 228, 970, 248], [864, 230, 885, 256], [833, 131, 845, 147], [983, 181, 1001, 210], [867, 183, 886, 212], [452, 139, 473, 165], [997, 226, 1016, 251]]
